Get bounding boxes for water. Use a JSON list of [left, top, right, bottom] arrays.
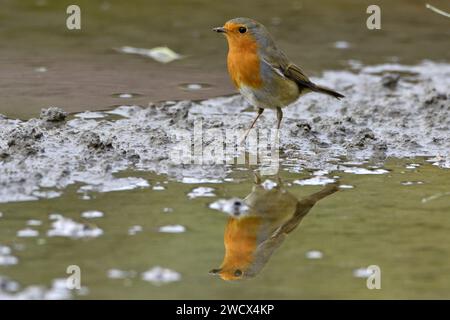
[[1, 0, 449, 118], [0, 0, 449, 299], [0, 158, 449, 299]]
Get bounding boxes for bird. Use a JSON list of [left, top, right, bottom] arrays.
[[209, 173, 339, 280], [213, 17, 344, 139]]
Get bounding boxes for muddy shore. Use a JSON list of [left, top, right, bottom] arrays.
[[0, 61, 449, 203]]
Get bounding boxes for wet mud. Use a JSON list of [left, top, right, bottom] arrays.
[[0, 62, 449, 203]]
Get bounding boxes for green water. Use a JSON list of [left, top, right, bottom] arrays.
[[1, 158, 449, 299], [1, 0, 449, 299]]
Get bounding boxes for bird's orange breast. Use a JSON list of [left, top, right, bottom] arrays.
[[226, 34, 263, 89], [220, 216, 262, 279]]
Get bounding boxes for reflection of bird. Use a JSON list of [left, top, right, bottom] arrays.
[[209, 174, 339, 280], [213, 17, 344, 140]]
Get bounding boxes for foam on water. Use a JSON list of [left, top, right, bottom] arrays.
[[187, 187, 216, 199], [47, 216, 103, 238], [157, 225, 186, 233], [81, 210, 104, 219], [141, 266, 181, 285]]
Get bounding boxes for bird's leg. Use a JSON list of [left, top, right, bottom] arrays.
[[241, 107, 264, 143], [253, 171, 262, 185], [276, 107, 283, 129], [273, 107, 283, 143]]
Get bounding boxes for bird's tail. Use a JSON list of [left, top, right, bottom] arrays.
[[313, 84, 345, 99], [306, 182, 340, 202]]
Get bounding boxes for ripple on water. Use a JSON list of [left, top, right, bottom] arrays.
[[111, 93, 142, 99], [178, 83, 212, 91]]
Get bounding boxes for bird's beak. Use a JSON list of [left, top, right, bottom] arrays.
[[213, 27, 227, 33], [209, 268, 222, 275]]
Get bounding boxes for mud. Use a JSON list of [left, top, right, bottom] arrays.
[[0, 62, 449, 203], [39, 107, 67, 123]]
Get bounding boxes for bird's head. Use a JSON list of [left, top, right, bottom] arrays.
[[213, 17, 274, 52]]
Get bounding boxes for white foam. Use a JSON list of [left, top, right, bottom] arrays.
[[187, 187, 215, 199], [74, 111, 106, 119], [305, 250, 324, 259], [293, 176, 336, 186], [27, 219, 42, 226], [17, 228, 39, 237], [78, 177, 149, 193], [107, 268, 136, 279], [343, 167, 389, 175], [158, 225, 186, 233], [334, 41, 350, 49], [0, 278, 75, 300], [47, 216, 103, 238], [81, 210, 104, 218], [0, 255, 18, 266], [181, 177, 222, 184], [106, 105, 141, 118], [353, 267, 375, 278], [141, 266, 181, 285], [128, 225, 143, 235], [0, 245, 11, 255]]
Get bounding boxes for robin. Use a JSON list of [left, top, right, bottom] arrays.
[[213, 17, 344, 139], [209, 173, 339, 280]]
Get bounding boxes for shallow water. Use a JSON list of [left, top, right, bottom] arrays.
[[1, 0, 449, 118], [1, 0, 450, 300], [0, 158, 449, 299]]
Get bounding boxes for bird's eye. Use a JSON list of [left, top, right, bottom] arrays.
[[238, 27, 247, 34], [234, 269, 243, 277]]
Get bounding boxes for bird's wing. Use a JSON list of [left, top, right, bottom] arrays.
[[282, 63, 317, 90], [261, 49, 317, 90]]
